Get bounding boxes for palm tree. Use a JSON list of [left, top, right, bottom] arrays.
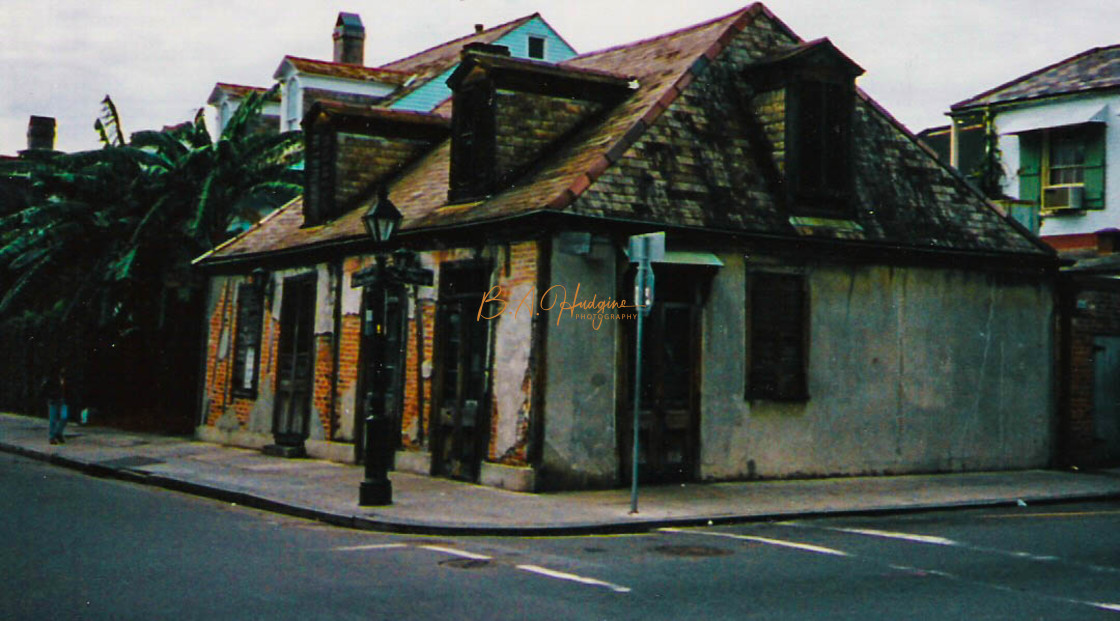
[[0, 91, 302, 428]]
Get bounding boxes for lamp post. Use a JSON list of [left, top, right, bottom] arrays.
[[359, 188, 402, 507]]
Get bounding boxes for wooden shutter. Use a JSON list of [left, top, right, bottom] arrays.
[[748, 273, 808, 401], [232, 283, 264, 398], [1017, 132, 1042, 206], [1083, 125, 1106, 210]]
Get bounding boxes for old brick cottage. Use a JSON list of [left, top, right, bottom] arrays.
[[194, 4, 1060, 491]]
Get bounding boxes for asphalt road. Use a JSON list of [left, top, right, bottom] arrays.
[[3, 452, 1119, 620]]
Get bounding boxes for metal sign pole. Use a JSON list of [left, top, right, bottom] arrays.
[[630, 260, 645, 514], [627, 232, 662, 515]]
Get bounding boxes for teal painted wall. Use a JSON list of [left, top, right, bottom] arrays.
[[390, 16, 577, 113]]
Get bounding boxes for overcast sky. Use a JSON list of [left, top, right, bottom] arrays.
[[2, 0, 1117, 154]]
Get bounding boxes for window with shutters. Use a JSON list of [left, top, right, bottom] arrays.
[[747, 272, 808, 401], [786, 80, 855, 217], [232, 282, 265, 399], [1018, 124, 1106, 213]]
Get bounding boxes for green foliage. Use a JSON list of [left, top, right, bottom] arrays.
[[970, 109, 1007, 200], [0, 91, 302, 403]]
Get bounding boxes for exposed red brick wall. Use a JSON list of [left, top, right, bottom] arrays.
[[204, 281, 234, 426], [312, 333, 334, 438]]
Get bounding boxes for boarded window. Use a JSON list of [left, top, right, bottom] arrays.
[[788, 81, 853, 216], [747, 272, 807, 401], [232, 282, 265, 398]]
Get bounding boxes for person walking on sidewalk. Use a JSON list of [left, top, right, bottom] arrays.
[[46, 366, 68, 445]]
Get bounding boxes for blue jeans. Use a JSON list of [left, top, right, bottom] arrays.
[[48, 400, 68, 442]]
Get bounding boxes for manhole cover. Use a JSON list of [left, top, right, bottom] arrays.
[[438, 558, 492, 569], [97, 456, 164, 469], [651, 544, 732, 558]]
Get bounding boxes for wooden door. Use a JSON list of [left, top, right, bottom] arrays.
[[272, 275, 317, 446], [432, 264, 492, 481]]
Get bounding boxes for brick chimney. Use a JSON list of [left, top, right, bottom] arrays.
[[333, 12, 365, 65], [26, 116, 56, 151]]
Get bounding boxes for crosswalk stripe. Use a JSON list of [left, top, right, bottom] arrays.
[[516, 564, 631, 593], [661, 528, 849, 557]]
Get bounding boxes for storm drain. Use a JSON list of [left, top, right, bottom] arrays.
[[438, 558, 493, 569], [651, 544, 733, 558], [97, 456, 165, 469]]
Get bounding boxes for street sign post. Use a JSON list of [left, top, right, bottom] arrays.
[[626, 232, 664, 514]]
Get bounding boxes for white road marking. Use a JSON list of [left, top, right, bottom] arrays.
[[660, 528, 849, 557], [420, 545, 492, 560], [516, 564, 631, 593], [333, 543, 409, 552], [829, 527, 959, 546]]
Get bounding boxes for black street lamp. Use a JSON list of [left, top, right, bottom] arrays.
[[359, 187, 402, 507]]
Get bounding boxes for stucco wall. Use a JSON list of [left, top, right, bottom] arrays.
[[702, 258, 1055, 479], [539, 234, 622, 488]]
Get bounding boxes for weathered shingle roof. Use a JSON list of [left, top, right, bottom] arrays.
[[953, 44, 1120, 110], [277, 56, 413, 84], [197, 3, 1050, 266]]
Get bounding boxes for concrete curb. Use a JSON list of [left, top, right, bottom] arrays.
[[4, 439, 1120, 537]]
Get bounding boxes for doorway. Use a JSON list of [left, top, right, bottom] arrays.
[[1092, 335, 1120, 463], [355, 282, 406, 464], [431, 263, 492, 481], [272, 274, 317, 448], [620, 266, 703, 483]]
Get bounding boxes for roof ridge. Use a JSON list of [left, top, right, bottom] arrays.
[[284, 55, 413, 76], [377, 13, 539, 70], [570, 4, 761, 62], [952, 44, 1120, 110]]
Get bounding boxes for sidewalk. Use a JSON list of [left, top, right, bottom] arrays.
[[3, 412, 1119, 536]]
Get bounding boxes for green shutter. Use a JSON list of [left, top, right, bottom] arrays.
[[1083, 125, 1106, 210], [1018, 132, 1042, 206]]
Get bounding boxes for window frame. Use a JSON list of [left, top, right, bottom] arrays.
[[231, 281, 266, 399], [746, 271, 809, 402], [785, 79, 856, 218], [448, 80, 496, 202], [1042, 126, 1088, 210], [527, 36, 546, 60]]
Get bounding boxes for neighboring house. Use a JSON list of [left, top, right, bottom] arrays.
[[210, 12, 577, 134], [937, 45, 1120, 466], [206, 84, 281, 134], [194, 3, 1059, 491], [945, 45, 1120, 243]]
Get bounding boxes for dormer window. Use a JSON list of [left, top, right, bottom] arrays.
[[449, 80, 497, 202], [528, 36, 546, 60], [746, 39, 864, 219], [787, 79, 854, 217]]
